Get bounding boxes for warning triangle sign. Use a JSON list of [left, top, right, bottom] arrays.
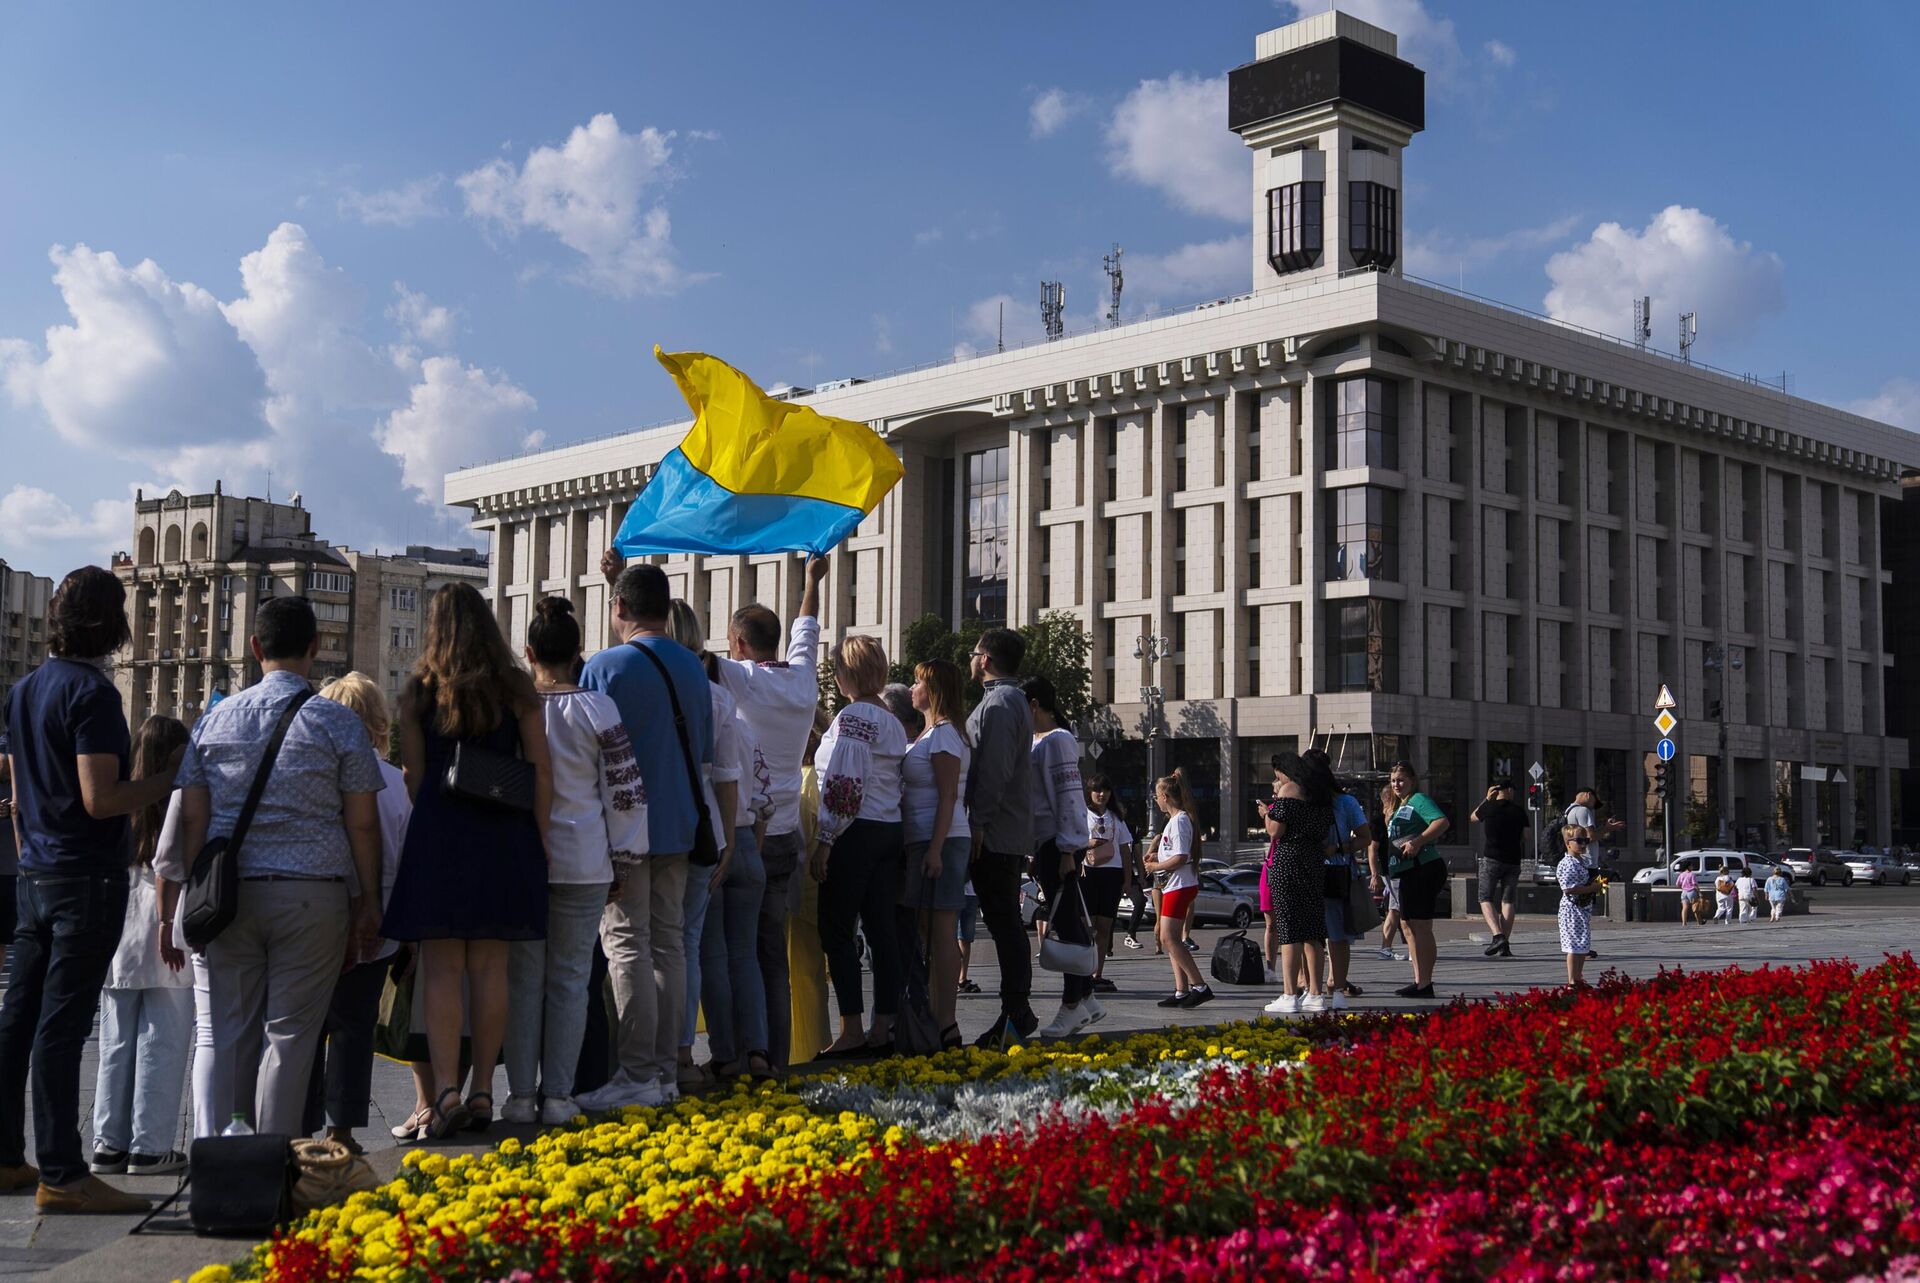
[[1654, 684, 1677, 711]]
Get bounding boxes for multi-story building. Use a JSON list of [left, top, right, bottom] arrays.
[[442, 11, 1918, 850], [0, 558, 54, 706], [338, 545, 489, 709], [115, 486, 356, 726]]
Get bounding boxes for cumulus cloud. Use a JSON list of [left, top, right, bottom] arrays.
[[388, 284, 457, 349], [1543, 206, 1785, 344], [459, 113, 693, 297], [337, 175, 445, 227], [1846, 379, 1920, 431], [377, 356, 541, 503], [1485, 39, 1517, 67], [1125, 237, 1246, 302], [1405, 213, 1581, 280], [1106, 73, 1244, 221], [0, 486, 130, 548], [224, 223, 406, 408], [1029, 88, 1085, 138]]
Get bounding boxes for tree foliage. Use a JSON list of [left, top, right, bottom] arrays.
[[888, 611, 1095, 726]]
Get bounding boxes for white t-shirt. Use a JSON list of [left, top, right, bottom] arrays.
[[1084, 808, 1133, 868], [1735, 874, 1756, 901], [1156, 811, 1198, 891], [710, 683, 773, 833], [540, 689, 648, 884], [717, 615, 821, 837], [901, 720, 970, 844]]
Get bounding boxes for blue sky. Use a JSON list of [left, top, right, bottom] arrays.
[[3, 0, 1917, 576]]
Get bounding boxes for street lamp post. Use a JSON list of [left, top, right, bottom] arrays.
[[1704, 644, 1744, 845], [1136, 631, 1172, 839]]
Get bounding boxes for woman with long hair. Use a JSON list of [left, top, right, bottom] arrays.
[[90, 715, 193, 1177], [1381, 760, 1449, 998], [1027, 677, 1095, 1039], [1142, 769, 1212, 1008], [1257, 751, 1336, 1016], [898, 659, 971, 1049], [1082, 773, 1133, 991], [382, 582, 553, 1138]]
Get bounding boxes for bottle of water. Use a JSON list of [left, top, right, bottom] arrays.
[[222, 1113, 253, 1136]]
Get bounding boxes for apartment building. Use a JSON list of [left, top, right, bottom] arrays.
[[0, 558, 54, 706], [442, 11, 1918, 849], [339, 544, 489, 710]]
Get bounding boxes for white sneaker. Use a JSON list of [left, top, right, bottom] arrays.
[[500, 1094, 539, 1125], [1327, 990, 1350, 1011], [540, 1095, 581, 1126], [1039, 1001, 1095, 1039], [1394, 951, 1409, 962], [1082, 994, 1107, 1026], [1263, 963, 1280, 984], [1301, 991, 1328, 1012], [1374, 946, 1394, 960], [650, 1080, 678, 1105], [573, 1071, 637, 1113], [1263, 991, 1303, 1016]]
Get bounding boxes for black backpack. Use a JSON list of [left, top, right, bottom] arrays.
[[1210, 931, 1265, 985]]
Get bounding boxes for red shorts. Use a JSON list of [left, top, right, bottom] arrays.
[[1160, 886, 1199, 921]]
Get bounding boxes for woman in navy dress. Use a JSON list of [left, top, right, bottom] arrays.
[[383, 583, 552, 1137]]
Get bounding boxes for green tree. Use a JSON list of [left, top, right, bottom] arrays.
[[889, 610, 1095, 725]]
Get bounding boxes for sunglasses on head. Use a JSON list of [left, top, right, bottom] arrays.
[[1567, 837, 1590, 846]]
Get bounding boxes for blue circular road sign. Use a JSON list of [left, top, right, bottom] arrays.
[[1656, 738, 1676, 761]]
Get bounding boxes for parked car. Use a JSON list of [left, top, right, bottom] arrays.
[[1633, 849, 1785, 887], [1844, 853, 1913, 886], [1116, 871, 1258, 929], [1778, 848, 1854, 887]]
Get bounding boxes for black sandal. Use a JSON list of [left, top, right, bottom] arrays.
[[428, 1087, 469, 1140], [464, 1091, 494, 1133]]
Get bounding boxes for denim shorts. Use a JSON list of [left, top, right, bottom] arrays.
[[899, 835, 972, 912], [1477, 857, 1522, 907]]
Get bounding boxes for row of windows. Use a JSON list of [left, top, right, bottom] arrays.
[[1264, 181, 1398, 276]]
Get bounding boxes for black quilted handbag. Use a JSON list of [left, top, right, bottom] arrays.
[[444, 740, 535, 811]]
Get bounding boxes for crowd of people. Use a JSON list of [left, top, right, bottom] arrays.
[[1, 553, 1653, 1215]]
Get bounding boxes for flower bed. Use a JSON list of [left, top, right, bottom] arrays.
[[203, 957, 1920, 1283]]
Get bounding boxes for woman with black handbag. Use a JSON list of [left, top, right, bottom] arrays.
[[381, 584, 553, 1139]]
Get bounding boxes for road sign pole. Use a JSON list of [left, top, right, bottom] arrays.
[[1654, 688, 1680, 860]]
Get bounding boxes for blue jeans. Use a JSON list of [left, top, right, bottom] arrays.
[[0, 870, 128, 1185], [680, 860, 713, 1050], [701, 826, 768, 1065], [506, 881, 612, 1101], [92, 986, 193, 1156]]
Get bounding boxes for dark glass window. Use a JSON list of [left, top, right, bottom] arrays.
[[964, 447, 1009, 625], [1174, 510, 1188, 595], [1248, 501, 1262, 590], [1326, 376, 1399, 470], [1326, 599, 1399, 693], [1328, 486, 1398, 581], [1348, 181, 1398, 269], [1268, 182, 1323, 274], [1174, 413, 1188, 492]]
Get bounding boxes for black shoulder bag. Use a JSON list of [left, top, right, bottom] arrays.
[[629, 640, 720, 867], [181, 689, 312, 950]]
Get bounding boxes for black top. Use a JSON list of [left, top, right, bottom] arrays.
[[1475, 797, 1529, 865], [3, 659, 131, 875]]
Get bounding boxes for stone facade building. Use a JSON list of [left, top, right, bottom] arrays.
[[442, 12, 1918, 850], [0, 558, 54, 707]]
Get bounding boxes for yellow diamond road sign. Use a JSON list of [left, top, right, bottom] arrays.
[[1654, 709, 1678, 737]]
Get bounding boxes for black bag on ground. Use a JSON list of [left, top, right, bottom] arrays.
[[188, 1134, 297, 1236], [1210, 930, 1266, 985], [181, 689, 312, 950]]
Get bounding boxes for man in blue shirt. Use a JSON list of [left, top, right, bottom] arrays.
[[0, 567, 175, 1214], [578, 563, 712, 1110]]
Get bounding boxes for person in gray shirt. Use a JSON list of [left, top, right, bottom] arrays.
[[963, 627, 1035, 1044]]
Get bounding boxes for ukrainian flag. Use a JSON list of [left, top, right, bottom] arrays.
[[613, 347, 904, 558]]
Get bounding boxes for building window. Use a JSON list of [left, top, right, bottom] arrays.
[[1172, 614, 1187, 700], [1267, 182, 1323, 274], [1174, 512, 1188, 596], [307, 570, 351, 595], [1174, 412, 1189, 492], [1103, 518, 1117, 602], [1248, 501, 1262, 590], [963, 446, 1009, 626], [1326, 599, 1399, 692], [257, 574, 274, 596], [1039, 527, 1052, 607], [390, 587, 417, 613], [1326, 376, 1399, 470], [390, 626, 400, 648], [1103, 619, 1116, 703], [1247, 399, 1262, 481], [1104, 420, 1119, 502], [1348, 181, 1398, 269], [1329, 487, 1398, 581], [1247, 607, 1262, 696]]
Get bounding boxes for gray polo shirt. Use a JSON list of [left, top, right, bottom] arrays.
[[964, 678, 1032, 854]]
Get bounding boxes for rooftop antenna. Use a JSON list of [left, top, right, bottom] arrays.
[[1040, 280, 1065, 342], [1678, 311, 1698, 364], [1633, 296, 1651, 350], [997, 300, 1004, 354], [1103, 243, 1124, 328]]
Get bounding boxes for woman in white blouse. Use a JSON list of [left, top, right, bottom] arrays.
[[501, 599, 647, 1126], [809, 634, 908, 1058], [897, 659, 971, 1049], [1024, 678, 1097, 1040]]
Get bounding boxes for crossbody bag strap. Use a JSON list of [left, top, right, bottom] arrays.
[[226, 689, 313, 857], [629, 641, 707, 807]]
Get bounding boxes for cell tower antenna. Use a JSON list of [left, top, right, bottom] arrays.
[[1040, 280, 1065, 342], [1678, 311, 1698, 364], [997, 301, 1004, 354], [1103, 243, 1124, 328], [1633, 296, 1651, 349]]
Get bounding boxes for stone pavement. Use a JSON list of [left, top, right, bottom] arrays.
[[10, 904, 1918, 1283]]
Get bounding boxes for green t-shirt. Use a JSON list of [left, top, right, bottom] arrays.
[[1386, 792, 1445, 868]]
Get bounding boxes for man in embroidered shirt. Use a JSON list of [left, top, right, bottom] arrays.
[[175, 596, 384, 1138], [965, 627, 1036, 1044]]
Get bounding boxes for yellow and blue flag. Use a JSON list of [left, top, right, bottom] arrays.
[[613, 347, 903, 558]]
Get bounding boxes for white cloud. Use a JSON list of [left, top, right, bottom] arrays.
[[458, 113, 693, 297], [1126, 237, 1246, 302], [0, 486, 130, 548], [223, 223, 405, 408], [1106, 73, 1244, 221], [1029, 88, 1085, 138], [388, 284, 457, 348], [377, 356, 541, 503], [1846, 379, 1920, 431], [872, 314, 893, 355], [1543, 206, 1785, 344], [1485, 39, 1517, 67], [1, 244, 269, 458], [337, 175, 445, 227], [913, 227, 943, 246], [1404, 213, 1580, 280]]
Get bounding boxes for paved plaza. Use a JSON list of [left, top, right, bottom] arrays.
[[5, 890, 1916, 1282]]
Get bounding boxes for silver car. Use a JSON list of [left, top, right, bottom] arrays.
[[1843, 853, 1912, 886], [1116, 871, 1258, 929]]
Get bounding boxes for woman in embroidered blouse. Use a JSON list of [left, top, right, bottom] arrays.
[[809, 634, 908, 1057]]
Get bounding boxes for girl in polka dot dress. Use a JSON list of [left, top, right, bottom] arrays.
[[1556, 824, 1603, 987]]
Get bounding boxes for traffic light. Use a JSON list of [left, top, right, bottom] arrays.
[[1526, 782, 1543, 806], [1653, 761, 1672, 803]]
